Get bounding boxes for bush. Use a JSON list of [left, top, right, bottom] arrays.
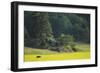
[[57, 34, 75, 45]]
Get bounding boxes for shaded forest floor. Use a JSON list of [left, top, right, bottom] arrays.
[[24, 43, 90, 62]]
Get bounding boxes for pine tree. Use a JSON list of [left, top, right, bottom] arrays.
[[32, 12, 53, 48]]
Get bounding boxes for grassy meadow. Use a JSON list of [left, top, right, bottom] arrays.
[[24, 43, 90, 62]]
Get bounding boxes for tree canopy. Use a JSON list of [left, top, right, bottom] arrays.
[[24, 11, 90, 49]]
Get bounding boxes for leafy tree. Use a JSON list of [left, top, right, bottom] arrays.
[[57, 34, 75, 45]]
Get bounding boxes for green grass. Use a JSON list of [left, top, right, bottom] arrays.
[[24, 47, 58, 55], [24, 43, 90, 62], [75, 43, 90, 52]]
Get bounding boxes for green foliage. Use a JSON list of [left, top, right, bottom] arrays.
[[24, 11, 90, 49], [57, 34, 75, 45], [48, 13, 90, 43], [32, 12, 53, 48]]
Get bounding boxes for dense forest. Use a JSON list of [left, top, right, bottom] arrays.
[[24, 11, 90, 52]]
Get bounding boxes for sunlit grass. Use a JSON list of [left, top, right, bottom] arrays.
[[24, 43, 90, 62], [24, 52, 90, 62]]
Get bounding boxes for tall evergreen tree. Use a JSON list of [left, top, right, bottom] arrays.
[[32, 12, 53, 48]]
